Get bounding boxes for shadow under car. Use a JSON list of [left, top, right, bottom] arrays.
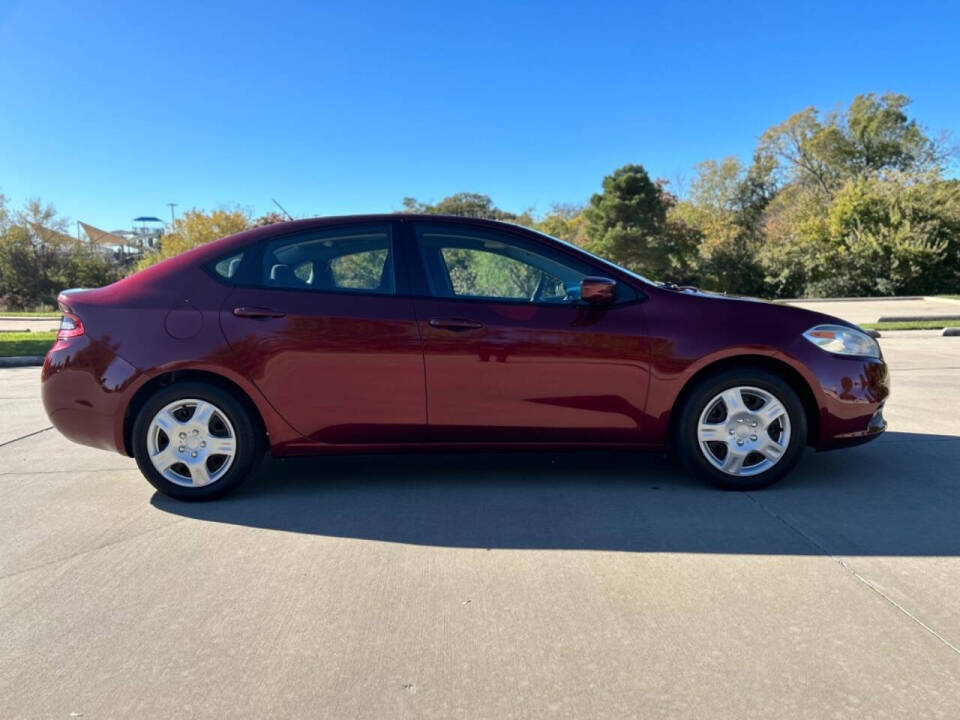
[[152, 431, 960, 557]]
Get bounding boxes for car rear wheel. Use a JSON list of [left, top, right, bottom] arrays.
[[132, 381, 263, 500], [675, 368, 807, 490]]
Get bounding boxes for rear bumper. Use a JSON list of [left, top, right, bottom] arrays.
[[41, 336, 140, 454]]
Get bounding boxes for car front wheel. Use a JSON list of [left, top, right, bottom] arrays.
[[675, 368, 807, 490], [132, 381, 263, 500]]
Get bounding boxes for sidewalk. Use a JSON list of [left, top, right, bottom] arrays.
[[0, 317, 60, 333]]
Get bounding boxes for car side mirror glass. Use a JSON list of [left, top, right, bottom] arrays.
[[580, 276, 617, 305]]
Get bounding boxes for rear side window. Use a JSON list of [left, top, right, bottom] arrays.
[[213, 252, 244, 279], [262, 224, 395, 295]]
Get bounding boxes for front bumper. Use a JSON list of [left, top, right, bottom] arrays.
[[812, 354, 890, 450]]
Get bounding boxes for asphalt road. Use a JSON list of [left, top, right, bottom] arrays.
[[1, 332, 958, 719]]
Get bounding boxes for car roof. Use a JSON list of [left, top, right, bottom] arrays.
[[212, 213, 543, 254], [251, 213, 530, 231]]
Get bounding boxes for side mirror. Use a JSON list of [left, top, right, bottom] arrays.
[[580, 276, 617, 305]]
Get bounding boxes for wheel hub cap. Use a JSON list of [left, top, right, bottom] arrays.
[[146, 399, 237, 487], [697, 386, 791, 477]]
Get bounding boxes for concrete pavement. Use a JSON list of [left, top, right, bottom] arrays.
[[784, 296, 960, 325], [1, 334, 958, 718]]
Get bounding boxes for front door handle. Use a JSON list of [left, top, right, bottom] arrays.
[[428, 318, 484, 331], [233, 306, 286, 319]]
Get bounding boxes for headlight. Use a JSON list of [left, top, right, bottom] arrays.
[[803, 324, 880, 358]]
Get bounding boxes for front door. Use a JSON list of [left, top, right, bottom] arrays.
[[220, 222, 425, 445], [408, 222, 652, 444]]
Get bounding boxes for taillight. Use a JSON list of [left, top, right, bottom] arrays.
[[58, 313, 85, 339]]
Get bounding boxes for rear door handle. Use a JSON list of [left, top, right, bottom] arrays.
[[233, 306, 286, 319], [428, 318, 484, 331]]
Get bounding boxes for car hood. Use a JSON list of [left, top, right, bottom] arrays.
[[660, 285, 861, 331], [665, 285, 767, 304]]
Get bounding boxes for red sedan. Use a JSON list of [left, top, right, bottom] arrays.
[[42, 215, 889, 500]]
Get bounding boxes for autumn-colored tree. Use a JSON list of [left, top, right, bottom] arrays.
[[252, 211, 287, 227], [532, 203, 587, 245], [670, 157, 768, 295], [137, 208, 251, 271]]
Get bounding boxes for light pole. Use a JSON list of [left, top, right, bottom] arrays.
[[167, 202, 178, 227]]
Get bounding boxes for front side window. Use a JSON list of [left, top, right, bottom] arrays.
[[415, 225, 616, 304], [262, 224, 394, 294]]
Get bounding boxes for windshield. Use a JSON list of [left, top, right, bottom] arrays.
[[524, 226, 657, 286]]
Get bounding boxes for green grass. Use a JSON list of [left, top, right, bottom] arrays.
[[0, 331, 58, 357], [0, 310, 61, 317], [861, 320, 955, 331], [938, 295, 960, 301]]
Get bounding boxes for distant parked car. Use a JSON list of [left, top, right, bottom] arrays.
[[42, 215, 889, 500]]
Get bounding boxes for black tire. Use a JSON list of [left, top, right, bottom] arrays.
[[132, 381, 264, 501], [674, 367, 807, 490]]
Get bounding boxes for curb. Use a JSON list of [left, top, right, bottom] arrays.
[[0, 356, 45, 368], [875, 315, 960, 323], [776, 296, 925, 303], [943, 328, 960, 337]]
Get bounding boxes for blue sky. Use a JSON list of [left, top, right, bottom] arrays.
[[1, 0, 958, 232]]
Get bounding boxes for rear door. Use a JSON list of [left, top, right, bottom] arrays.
[[406, 221, 652, 444], [219, 221, 426, 445]]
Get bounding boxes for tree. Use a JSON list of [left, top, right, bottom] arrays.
[[670, 157, 769, 295], [843, 94, 938, 173], [400, 192, 535, 225], [532, 203, 587, 245], [0, 200, 71, 308], [757, 93, 945, 196], [137, 208, 251, 271], [759, 173, 960, 297], [0, 225, 40, 308], [403, 192, 499, 219], [582, 164, 698, 282], [252, 211, 287, 227], [754, 93, 958, 297], [0, 198, 122, 309], [60, 243, 122, 290]]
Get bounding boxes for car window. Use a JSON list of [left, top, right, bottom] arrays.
[[212, 252, 244, 279], [262, 225, 394, 294], [415, 226, 611, 304], [439, 247, 570, 300], [331, 248, 390, 289]]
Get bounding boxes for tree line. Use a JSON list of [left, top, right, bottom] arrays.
[[403, 93, 959, 298], [2, 92, 957, 310], [0, 198, 121, 310]]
